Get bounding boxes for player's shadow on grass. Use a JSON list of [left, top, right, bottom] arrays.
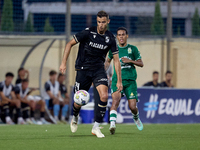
[[115, 132, 143, 136], [57, 134, 94, 138], [115, 132, 136, 135]]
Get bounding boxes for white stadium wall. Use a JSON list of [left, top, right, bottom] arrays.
[[0, 36, 200, 89]]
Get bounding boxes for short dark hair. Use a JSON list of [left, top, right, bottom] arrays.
[[58, 73, 64, 79], [18, 67, 24, 74], [97, 11, 109, 19], [117, 27, 128, 35], [153, 71, 159, 75], [5, 72, 14, 78], [49, 70, 57, 76], [22, 79, 29, 83], [165, 70, 172, 75]]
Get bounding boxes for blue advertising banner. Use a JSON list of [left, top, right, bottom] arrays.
[[137, 88, 200, 123], [71, 87, 200, 123]]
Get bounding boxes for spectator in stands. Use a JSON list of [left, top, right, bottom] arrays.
[[15, 67, 29, 85], [160, 71, 174, 87], [43, 70, 63, 123], [0, 72, 25, 124], [15, 79, 49, 124], [57, 73, 70, 123], [143, 71, 160, 87]]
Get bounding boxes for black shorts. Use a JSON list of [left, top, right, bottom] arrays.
[[21, 102, 29, 109], [74, 67, 108, 93]]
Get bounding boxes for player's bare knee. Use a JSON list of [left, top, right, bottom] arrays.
[[41, 100, 45, 106], [129, 102, 137, 111], [30, 101, 34, 105], [63, 99, 68, 105], [100, 93, 108, 102], [55, 101, 59, 105], [130, 105, 137, 111], [15, 100, 21, 108], [2, 101, 9, 105], [53, 99, 59, 104]]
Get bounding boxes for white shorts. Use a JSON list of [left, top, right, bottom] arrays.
[[59, 97, 64, 102], [27, 95, 42, 102]]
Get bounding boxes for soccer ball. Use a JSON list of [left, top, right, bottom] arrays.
[[74, 90, 90, 106]]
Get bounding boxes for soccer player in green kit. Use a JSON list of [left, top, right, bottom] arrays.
[[105, 27, 144, 134]]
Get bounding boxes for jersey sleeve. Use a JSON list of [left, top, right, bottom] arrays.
[[133, 46, 142, 60], [73, 29, 89, 43], [110, 36, 119, 55], [0, 83, 3, 92], [108, 50, 113, 60], [14, 86, 20, 94], [45, 82, 50, 92], [11, 85, 15, 91]]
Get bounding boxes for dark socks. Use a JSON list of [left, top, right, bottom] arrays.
[[22, 110, 29, 119], [133, 112, 139, 120], [40, 112, 45, 118], [31, 110, 34, 118], [95, 100, 107, 123], [16, 108, 22, 117], [3, 104, 9, 117], [73, 104, 81, 117]]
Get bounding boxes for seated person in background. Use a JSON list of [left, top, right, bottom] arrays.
[[57, 73, 70, 123], [143, 71, 160, 87], [15, 68, 29, 85], [160, 71, 174, 87], [0, 72, 25, 124], [15, 79, 49, 124], [43, 70, 63, 123]]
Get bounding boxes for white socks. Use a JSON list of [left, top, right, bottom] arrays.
[[18, 117, 23, 122], [110, 110, 117, 126], [40, 118, 45, 122], [61, 116, 65, 121], [26, 118, 31, 122], [93, 122, 100, 129], [54, 116, 59, 121], [110, 121, 115, 127], [5, 116, 11, 123]]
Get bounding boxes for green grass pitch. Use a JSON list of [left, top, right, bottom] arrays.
[[0, 124, 199, 150]]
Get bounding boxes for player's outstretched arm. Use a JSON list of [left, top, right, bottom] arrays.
[[113, 54, 123, 92], [60, 39, 77, 74]]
